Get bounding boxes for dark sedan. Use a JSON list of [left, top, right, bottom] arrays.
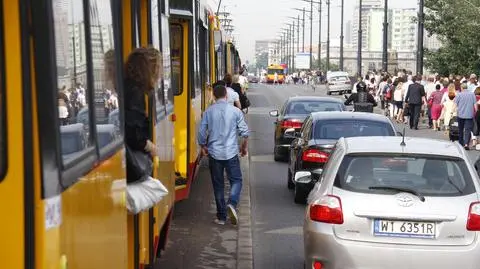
[[270, 96, 346, 162], [287, 112, 397, 204]]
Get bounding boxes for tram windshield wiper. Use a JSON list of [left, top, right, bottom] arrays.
[[369, 186, 426, 202]]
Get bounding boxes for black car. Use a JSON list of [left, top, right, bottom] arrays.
[[287, 112, 397, 204], [269, 96, 346, 162]]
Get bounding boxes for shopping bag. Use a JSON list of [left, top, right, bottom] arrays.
[[126, 176, 169, 214]]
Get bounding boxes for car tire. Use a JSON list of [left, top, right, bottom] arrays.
[[274, 147, 283, 162], [294, 185, 307, 204], [287, 169, 295, 190]]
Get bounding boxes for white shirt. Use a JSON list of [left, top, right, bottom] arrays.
[[58, 106, 68, 118], [239, 75, 248, 88], [226, 87, 239, 106], [403, 80, 413, 101]]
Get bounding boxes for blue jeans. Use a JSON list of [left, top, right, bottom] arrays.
[[208, 156, 243, 221], [458, 118, 474, 147]]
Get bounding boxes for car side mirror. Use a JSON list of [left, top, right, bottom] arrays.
[[269, 110, 279, 117], [312, 168, 323, 177], [294, 171, 312, 183], [284, 128, 299, 138]]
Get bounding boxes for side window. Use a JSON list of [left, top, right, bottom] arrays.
[[301, 117, 312, 140], [150, 0, 165, 118], [161, 15, 172, 108], [170, 24, 183, 96], [89, 0, 120, 151], [53, 0, 92, 165], [0, 6, 5, 180]]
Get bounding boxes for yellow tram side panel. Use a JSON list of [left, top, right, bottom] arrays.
[[0, 1, 26, 267]]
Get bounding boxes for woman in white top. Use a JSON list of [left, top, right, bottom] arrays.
[[58, 98, 69, 125], [393, 80, 405, 123]]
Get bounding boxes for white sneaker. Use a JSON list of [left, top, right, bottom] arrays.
[[227, 204, 238, 225], [214, 219, 225, 225]]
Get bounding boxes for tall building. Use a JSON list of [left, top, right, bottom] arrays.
[[390, 8, 417, 52], [345, 20, 352, 45], [351, 0, 383, 51], [424, 34, 442, 51]]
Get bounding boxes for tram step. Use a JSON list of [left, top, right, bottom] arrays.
[[175, 177, 188, 186]]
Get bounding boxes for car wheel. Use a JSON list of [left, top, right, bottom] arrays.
[[294, 185, 307, 204], [287, 169, 295, 190], [274, 147, 283, 162]]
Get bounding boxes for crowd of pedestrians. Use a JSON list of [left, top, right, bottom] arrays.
[[361, 71, 480, 150]]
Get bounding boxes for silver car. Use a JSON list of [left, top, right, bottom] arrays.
[[326, 75, 351, 95], [301, 136, 480, 269]]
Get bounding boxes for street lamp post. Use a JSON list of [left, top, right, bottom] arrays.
[[326, 0, 330, 71], [357, 0, 363, 77], [318, 1, 322, 70], [340, 0, 344, 71], [297, 15, 300, 52], [310, 0, 313, 70], [382, 0, 388, 72], [417, 0, 424, 75], [302, 8, 305, 52]]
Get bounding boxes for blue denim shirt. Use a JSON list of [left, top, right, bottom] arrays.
[[198, 99, 249, 160]]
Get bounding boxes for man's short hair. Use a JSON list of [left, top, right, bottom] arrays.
[[213, 85, 227, 99]]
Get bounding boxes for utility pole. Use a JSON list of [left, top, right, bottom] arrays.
[[382, 0, 388, 72], [340, 0, 344, 71], [302, 8, 305, 52], [417, 0, 424, 75], [297, 15, 300, 52], [310, 0, 313, 70], [357, 0, 363, 77], [318, 1, 322, 70], [326, 0, 330, 71], [291, 22, 295, 72]]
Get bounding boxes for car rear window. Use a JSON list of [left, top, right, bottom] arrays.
[[334, 155, 476, 197], [314, 120, 394, 139], [286, 101, 344, 115]]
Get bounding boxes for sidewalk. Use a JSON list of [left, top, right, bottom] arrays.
[[158, 155, 253, 269]]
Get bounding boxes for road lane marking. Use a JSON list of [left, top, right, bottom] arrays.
[[250, 155, 275, 163], [264, 226, 303, 235]]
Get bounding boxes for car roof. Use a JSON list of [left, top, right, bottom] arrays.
[[340, 136, 466, 158], [287, 96, 344, 104], [310, 111, 392, 123]]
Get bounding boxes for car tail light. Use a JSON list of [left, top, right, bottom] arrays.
[[467, 202, 480, 230], [310, 195, 344, 224], [302, 149, 329, 163], [281, 119, 302, 129], [313, 261, 323, 269]]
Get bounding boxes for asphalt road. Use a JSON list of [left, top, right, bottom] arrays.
[[245, 82, 480, 269]]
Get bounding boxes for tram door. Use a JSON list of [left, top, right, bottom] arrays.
[[169, 19, 191, 198]]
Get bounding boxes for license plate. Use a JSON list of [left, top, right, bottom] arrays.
[[373, 220, 436, 239], [452, 122, 458, 127]]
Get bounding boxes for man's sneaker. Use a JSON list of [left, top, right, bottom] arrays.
[[227, 204, 238, 225], [214, 219, 225, 225]]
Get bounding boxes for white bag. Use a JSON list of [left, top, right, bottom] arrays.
[[126, 177, 169, 214]]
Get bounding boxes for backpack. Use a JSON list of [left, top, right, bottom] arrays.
[[384, 84, 393, 100]]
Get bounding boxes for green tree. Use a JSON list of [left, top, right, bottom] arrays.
[[255, 52, 268, 70], [423, 0, 480, 75]]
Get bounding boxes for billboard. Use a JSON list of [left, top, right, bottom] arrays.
[[295, 53, 311, 70]]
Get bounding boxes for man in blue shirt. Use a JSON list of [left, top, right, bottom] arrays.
[[454, 83, 477, 150], [198, 85, 249, 225]]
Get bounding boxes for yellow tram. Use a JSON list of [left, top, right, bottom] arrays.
[[0, 0, 241, 269]]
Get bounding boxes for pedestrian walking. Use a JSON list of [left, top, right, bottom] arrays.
[[405, 75, 427, 130], [454, 83, 477, 150], [198, 85, 249, 225]]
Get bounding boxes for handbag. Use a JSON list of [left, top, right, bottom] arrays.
[[126, 176, 169, 214], [125, 144, 153, 184]]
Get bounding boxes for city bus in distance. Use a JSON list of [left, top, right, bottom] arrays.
[[266, 64, 285, 84]]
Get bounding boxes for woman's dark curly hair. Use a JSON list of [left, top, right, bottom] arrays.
[[124, 47, 161, 92]]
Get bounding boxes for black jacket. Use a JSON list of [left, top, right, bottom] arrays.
[[344, 92, 377, 106], [405, 83, 426, 105]]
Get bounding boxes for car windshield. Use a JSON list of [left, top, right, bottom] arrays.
[[286, 101, 344, 115], [334, 155, 475, 197], [314, 120, 394, 139], [268, 69, 283, 75]]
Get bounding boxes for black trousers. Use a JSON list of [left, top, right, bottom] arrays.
[[409, 104, 422, 129]]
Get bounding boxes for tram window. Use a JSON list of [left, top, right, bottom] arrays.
[[52, 0, 92, 165], [150, 0, 165, 114], [161, 16, 173, 107], [170, 24, 183, 96], [88, 0, 121, 150]]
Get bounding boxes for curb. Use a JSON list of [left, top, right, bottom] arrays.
[[237, 155, 254, 269]]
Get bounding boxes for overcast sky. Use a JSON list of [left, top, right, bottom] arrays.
[[217, 0, 419, 63]]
